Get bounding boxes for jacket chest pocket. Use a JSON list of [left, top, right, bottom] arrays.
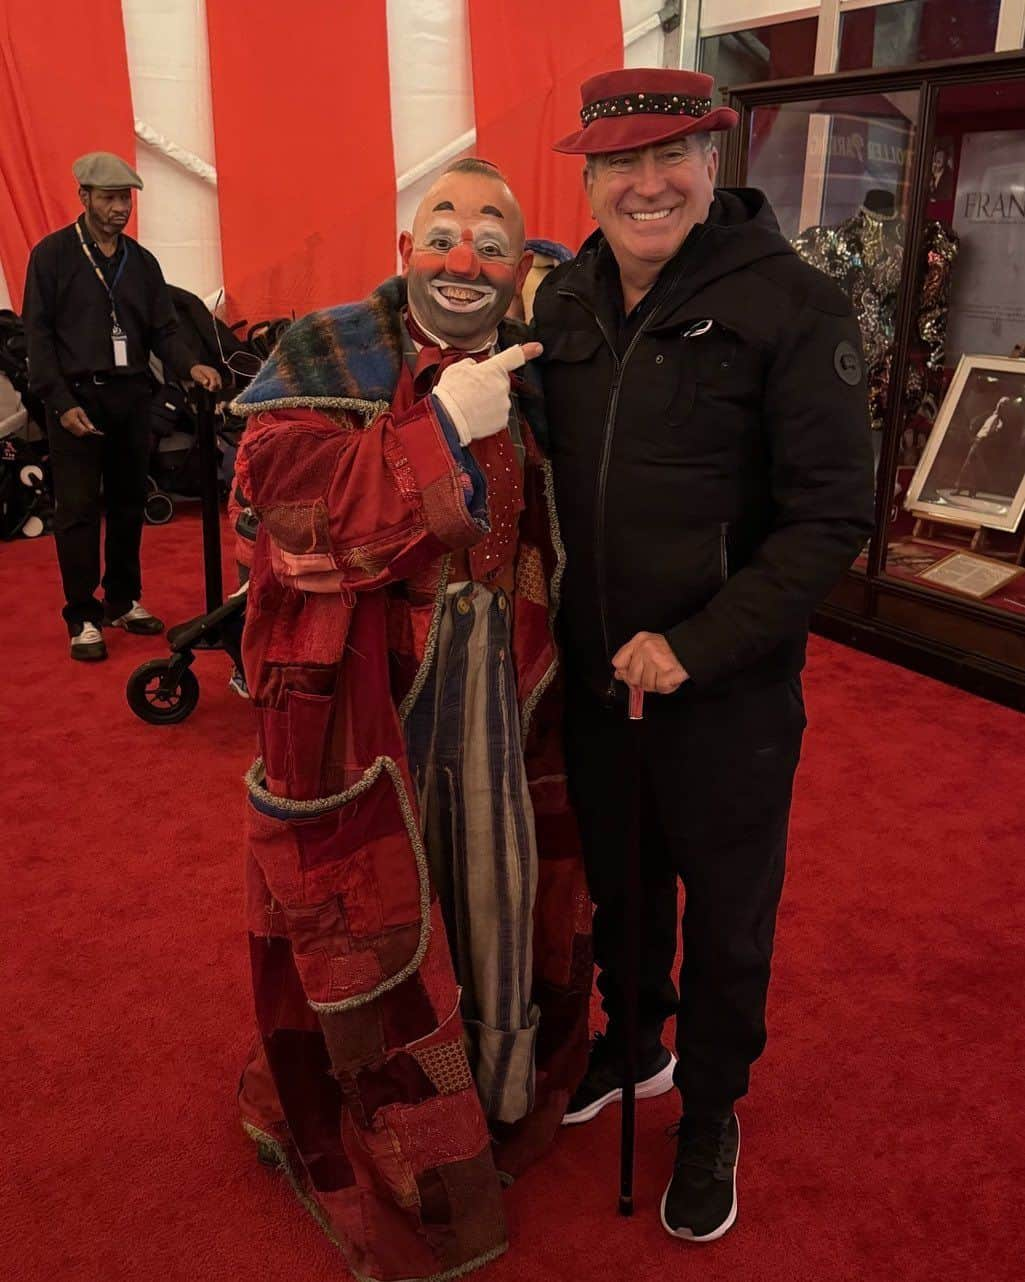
[[644, 321, 742, 421], [644, 323, 767, 465]]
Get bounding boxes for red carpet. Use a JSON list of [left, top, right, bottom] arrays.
[[3, 509, 1023, 1281]]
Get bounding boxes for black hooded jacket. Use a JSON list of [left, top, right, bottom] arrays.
[[532, 187, 875, 699]]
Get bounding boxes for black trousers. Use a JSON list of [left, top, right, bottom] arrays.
[[46, 375, 153, 632], [565, 675, 806, 1116]]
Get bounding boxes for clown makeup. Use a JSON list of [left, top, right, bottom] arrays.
[[400, 171, 532, 349], [419, 221, 514, 315]]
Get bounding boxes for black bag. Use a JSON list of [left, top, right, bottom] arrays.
[[0, 311, 45, 428], [167, 285, 247, 384], [0, 310, 27, 390], [152, 431, 222, 498], [150, 383, 190, 439], [247, 318, 292, 361]]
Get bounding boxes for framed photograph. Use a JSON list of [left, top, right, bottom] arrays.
[[904, 355, 1025, 532], [928, 136, 955, 201], [916, 551, 1025, 600]]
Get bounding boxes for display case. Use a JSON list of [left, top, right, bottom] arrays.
[[720, 50, 1025, 709]]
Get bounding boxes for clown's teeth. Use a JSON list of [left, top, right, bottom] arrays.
[[428, 282, 495, 312], [629, 209, 672, 221]]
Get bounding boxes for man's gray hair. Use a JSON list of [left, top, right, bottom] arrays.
[[584, 131, 716, 175]]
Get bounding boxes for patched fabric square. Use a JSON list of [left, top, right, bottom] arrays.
[[515, 542, 549, 607], [411, 1038, 474, 1097], [320, 1002, 388, 1074], [380, 971, 441, 1049], [262, 497, 331, 555], [324, 947, 385, 1003], [385, 1086, 490, 1175], [356, 1051, 437, 1122]]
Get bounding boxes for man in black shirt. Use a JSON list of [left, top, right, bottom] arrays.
[[23, 151, 222, 661]]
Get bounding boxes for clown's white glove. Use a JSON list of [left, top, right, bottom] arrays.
[[431, 342, 543, 446]]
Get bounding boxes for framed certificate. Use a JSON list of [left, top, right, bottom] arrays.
[[915, 551, 1025, 600]]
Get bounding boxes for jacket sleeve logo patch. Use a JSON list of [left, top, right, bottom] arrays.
[[834, 340, 862, 386]]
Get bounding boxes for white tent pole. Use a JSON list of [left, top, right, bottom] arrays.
[[397, 8, 666, 194]]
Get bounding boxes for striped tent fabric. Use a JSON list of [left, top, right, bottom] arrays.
[[0, 1, 669, 316]]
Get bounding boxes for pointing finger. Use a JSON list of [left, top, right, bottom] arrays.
[[489, 342, 544, 374]]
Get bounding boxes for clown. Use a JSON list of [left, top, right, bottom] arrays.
[[229, 159, 590, 1282]]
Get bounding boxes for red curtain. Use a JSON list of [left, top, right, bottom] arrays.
[[468, 0, 623, 255], [0, 1, 136, 311], [206, 0, 396, 325]]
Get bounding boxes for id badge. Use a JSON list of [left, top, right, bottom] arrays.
[[112, 327, 128, 368]]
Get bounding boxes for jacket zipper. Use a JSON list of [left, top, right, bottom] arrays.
[[720, 521, 729, 585], [558, 287, 670, 697]]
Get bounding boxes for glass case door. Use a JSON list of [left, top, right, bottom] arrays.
[[879, 75, 1025, 619], [742, 87, 924, 553]]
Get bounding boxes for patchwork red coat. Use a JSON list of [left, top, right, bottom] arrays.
[[231, 279, 591, 1282]]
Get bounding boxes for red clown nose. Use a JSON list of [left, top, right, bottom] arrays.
[[446, 232, 481, 278]]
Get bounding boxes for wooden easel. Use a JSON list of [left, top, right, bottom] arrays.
[[911, 516, 1025, 565]]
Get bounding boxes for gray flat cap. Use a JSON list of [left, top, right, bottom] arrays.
[[72, 152, 143, 190]]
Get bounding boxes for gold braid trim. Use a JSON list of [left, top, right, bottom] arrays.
[[242, 1123, 509, 1282], [520, 458, 566, 743], [241, 1121, 342, 1247], [398, 555, 451, 725], [228, 395, 390, 422], [244, 755, 432, 1012], [353, 1244, 509, 1282]]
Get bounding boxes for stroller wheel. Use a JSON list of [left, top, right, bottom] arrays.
[[144, 491, 174, 525], [126, 659, 200, 724], [21, 514, 45, 538]]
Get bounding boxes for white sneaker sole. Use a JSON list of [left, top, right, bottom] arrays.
[[659, 1116, 740, 1243], [561, 1054, 677, 1126]]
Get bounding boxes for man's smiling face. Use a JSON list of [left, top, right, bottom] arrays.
[[400, 169, 532, 349], [585, 136, 718, 277]]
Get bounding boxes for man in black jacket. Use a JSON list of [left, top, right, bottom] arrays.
[[23, 151, 221, 661], [533, 69, 874, 1242]]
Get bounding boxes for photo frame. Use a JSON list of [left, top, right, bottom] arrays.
[[904, 355, 1025, 533]]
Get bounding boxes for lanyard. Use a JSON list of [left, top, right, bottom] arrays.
[[75, 219, 128, 326]]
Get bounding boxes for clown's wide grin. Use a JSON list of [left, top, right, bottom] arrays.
[[428, 279, 497, 313]]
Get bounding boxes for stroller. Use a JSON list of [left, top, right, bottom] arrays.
[[0, 311, 54, 538], [145, 286, 252, 521], [145, 288, 292, 522], [125, 299, 286, 725], [0, 435, 53, 539], [126, 388, 251, 723]]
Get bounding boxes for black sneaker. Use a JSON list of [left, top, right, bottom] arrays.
[[562, 1031, 676, 1125], [104, 601, 164, 635], [660, 1111, 740, 1242]]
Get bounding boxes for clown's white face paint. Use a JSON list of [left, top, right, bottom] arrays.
[[400, 171, 533, 350]]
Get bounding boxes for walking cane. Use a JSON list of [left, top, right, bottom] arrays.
[[619, 684, 644, 1216]]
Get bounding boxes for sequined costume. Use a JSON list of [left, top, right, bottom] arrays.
[[228, 276, 591, 1282], [793, 207, 958, 434]]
